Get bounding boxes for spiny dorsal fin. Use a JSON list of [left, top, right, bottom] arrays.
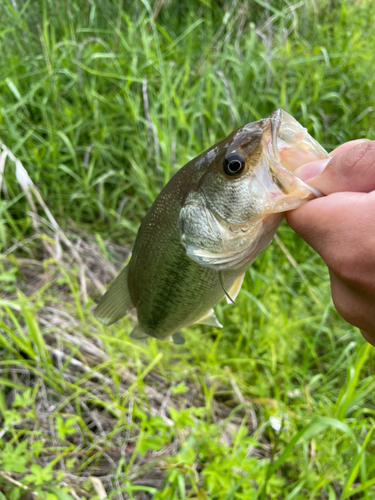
[[193, 308, 222, 328], [94, 265, 133, 326], [225, 273, 245, 304]]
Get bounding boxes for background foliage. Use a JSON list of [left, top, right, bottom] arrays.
[[1, 0, 375, 498]]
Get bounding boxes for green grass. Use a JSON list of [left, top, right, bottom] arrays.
[[1, 0, 375, 499]]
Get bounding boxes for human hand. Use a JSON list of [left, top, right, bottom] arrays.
[[286, 139, 375, 345]]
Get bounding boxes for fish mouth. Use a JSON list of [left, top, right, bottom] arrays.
[[257, 108, 329, 213], [269, 108, 329, 175]]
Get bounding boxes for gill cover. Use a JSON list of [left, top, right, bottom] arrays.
[[179, 190, 265, 270]]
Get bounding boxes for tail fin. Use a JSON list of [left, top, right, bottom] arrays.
[[94, 265, 133, 326]]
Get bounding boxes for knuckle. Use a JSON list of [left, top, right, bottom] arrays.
[[323, 236, 367, 287], [332, 293, 356, 326], [326, 251, 358, 285], [330, 268, 375, 331], [324, 237, 374, 289], [360, 329, 375, 346], [330, 279, 357, 326]]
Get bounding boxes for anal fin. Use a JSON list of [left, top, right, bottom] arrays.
[[130, 326, 148, 340], [94, 265, 133, 326], [193, 308, 222, 328]]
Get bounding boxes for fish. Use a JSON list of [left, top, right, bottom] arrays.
[[94, 109, 329, 343]]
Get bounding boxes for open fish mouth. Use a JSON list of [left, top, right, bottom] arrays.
[[260, 108, 328, 211], [180, 109, 330, 272], [270, 109, 329, 174]]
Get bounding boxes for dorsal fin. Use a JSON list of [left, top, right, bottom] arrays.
[[193, 308, 222, 328], [94, 265, 133, 326]]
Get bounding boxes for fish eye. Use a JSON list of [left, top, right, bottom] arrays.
[[223, 154, 246, 176]]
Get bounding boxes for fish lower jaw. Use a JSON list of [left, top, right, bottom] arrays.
[[263, 191, 318, 214]]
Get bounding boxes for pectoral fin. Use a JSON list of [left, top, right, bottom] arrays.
[[172, 332, 186, 344], [193, 308, 223, 328], [225, 273, 245, 304], [94, 265, 133, 326]]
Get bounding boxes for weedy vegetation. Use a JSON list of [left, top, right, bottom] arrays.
[[1, 0, 375, 498]]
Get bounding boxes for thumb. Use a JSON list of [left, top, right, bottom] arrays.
[[294, 140, 375, 194]]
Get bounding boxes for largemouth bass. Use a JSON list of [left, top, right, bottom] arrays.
[[95, 109, 329, 343]]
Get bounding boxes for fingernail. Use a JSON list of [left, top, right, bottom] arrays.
[[294, 158, 330, 181]]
